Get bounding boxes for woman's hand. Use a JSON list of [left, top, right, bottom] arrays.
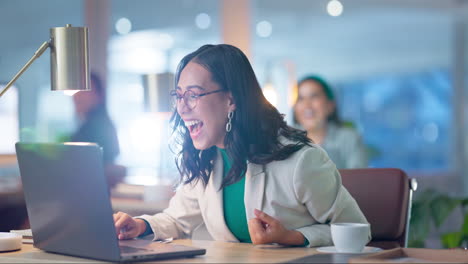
[[248, 209, 305, 246], [113, 211, 147, 240]]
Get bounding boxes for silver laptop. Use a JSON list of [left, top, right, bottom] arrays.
[[15, 142, 206, 262]]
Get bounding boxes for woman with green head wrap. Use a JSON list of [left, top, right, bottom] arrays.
[[293, 75, 368, 169]]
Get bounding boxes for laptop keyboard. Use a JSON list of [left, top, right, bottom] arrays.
[[119, 245, 155, 254]]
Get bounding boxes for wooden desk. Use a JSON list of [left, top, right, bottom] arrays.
[[0, 239, 319, 263]]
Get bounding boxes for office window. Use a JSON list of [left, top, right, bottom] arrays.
[[336, 69, 452, 172]]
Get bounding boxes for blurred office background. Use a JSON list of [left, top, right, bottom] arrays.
[[0, 0, 467, 247]]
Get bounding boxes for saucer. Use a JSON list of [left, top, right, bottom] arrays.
[[316, 246, 382, 254]]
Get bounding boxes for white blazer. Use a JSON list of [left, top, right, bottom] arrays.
[[139, 143, 369, 247]]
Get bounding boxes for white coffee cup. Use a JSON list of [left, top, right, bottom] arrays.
[[0, 232, 22, 252], [331, 223, 370, 253]]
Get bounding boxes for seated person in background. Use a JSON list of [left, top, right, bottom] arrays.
[[114, 44, 369, 247], [71, 72, 123, 188], [293, 75, 368, 169]]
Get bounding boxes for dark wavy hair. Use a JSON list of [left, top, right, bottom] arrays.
[[293, 75, 342, 125], [171, 44, 311, 188]]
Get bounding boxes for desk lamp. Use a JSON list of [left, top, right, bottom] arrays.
[[0, 24, 90, 98]]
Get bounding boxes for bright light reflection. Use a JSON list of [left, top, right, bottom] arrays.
[[120, 48, 166, 73], [195, 13, 211, 29], [119, 113, 175, 186], [64, 142, 96, 146], [327, 0, 343, 17], [63, 90, 79, 96], [130, 114, 162, 154], [263, 83, 278, 107], [0, 85, 18, 153], [256, 21, 273, 38], [116, 17, 132, 35], [109, 30, 176, 73]]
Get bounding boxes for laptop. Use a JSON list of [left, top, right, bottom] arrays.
[[15, 142, 206, 262]]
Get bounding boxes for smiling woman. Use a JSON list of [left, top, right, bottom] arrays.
[[293, 76, 368, 169], [174, 61, 233, 151], [113, 44, 369, 247]]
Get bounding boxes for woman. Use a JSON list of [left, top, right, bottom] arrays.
[[114, 44, 369, 247], [293, 76, 368, 169]]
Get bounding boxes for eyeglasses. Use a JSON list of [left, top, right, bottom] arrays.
[[170, 89, 224, 110]]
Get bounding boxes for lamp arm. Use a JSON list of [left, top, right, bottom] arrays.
[[0, 39, 51, 98]]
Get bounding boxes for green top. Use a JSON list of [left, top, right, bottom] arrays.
[[219, 148, 252, 243], [219, 148, 309, 247]]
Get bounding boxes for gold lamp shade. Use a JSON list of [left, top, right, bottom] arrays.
[[50, 24, 90, 92]]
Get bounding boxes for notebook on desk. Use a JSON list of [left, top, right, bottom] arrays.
[[15, 142, 205, 262]]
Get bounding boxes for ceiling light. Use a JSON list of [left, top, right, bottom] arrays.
[[195, 13, 211, 29], [327, 0, 343, 17], [256, 21, 272, 38], [116, 17, 132, 35]]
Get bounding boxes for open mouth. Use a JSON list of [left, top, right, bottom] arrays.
[[185, 120, 204, 135]]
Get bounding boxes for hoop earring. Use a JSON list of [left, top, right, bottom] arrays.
[[226, 110, 234, 132]]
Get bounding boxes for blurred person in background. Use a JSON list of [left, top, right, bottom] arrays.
[[71, 72, 124, 188], [293, 75, 368, 169]]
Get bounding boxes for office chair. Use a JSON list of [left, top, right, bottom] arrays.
[[339, 168, 417, 249]]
